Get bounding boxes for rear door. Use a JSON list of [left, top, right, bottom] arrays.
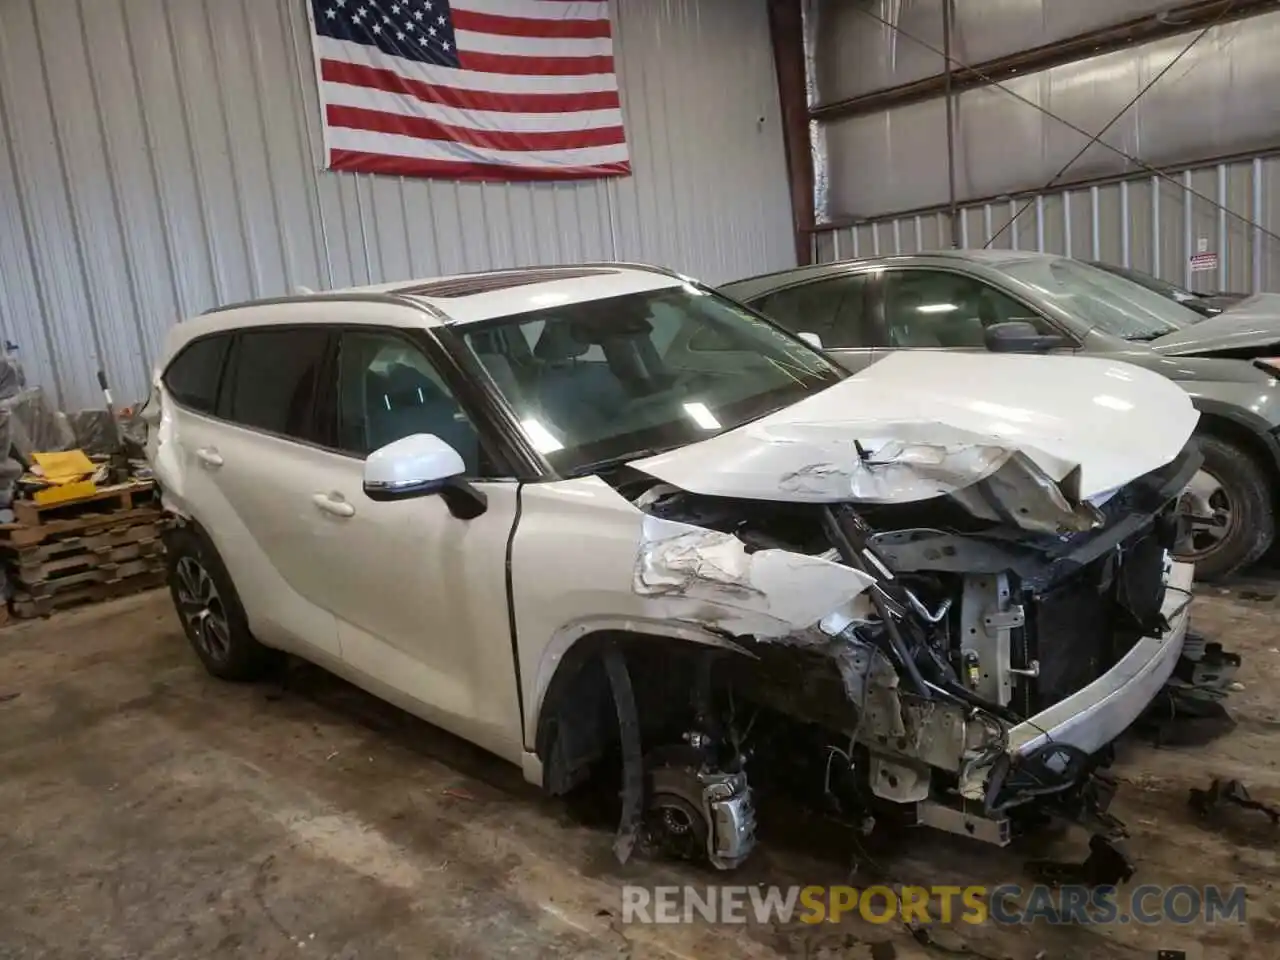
[[743, 271, 881, 373], [188, 323, 344, 659]]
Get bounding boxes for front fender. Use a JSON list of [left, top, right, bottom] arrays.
[[526, 615, 752, 751], [1185, 390, 1280, 474]]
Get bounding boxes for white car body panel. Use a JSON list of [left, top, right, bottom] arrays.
[[512, 476, 877, 743], [634, 351, 1198, 503], [146, 265, 1205, 837]]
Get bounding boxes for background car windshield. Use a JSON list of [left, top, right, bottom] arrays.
[[1000, 258, 1200, 340], [1091, 261, 1202, 305], [458, 284, 845, 475]]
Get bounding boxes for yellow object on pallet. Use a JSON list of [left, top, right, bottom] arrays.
[[32, 479, 98, 505], [32, 450, 96, 484]]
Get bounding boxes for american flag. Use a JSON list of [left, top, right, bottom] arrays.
[[308, 0, 630, 181]]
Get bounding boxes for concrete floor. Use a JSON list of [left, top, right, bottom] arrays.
[[1, 581, 1278, 960]]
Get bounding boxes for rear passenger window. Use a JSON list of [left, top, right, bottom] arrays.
[[163, 335, 230, 413], [751, 274, 871, 348], [222, 328, 330, 441]]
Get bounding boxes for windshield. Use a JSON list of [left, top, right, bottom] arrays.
[[999, 258, 1200, 340], [1089, 261, 1202, 305], [457, 283, 846, 475]]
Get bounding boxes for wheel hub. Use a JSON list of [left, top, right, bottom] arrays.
[[1177, 468, 1235, 559], [174, 556, 232, 662]]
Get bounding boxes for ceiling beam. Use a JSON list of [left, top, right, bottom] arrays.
[[811, 0, 1278, 124]]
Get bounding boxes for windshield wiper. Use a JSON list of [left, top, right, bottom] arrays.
[[565, 448, 666, 477]]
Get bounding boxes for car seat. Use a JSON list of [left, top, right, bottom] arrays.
[[532, 321, 630, 438], [365, 361, 479, 472], [891, 290, 944, 347]]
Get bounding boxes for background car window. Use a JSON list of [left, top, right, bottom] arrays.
[[881, 271, 1052, 348], [750, 273, 871, 348], [222, 329, 329, 440], [337, 330, 483, 474], [163, 335, 230, 413]]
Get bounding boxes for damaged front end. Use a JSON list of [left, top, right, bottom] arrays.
[[601, 431, 1237, 868]]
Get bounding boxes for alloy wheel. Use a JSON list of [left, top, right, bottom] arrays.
[[1178, 468, 1236, 559], [174, 556, 232, 662]]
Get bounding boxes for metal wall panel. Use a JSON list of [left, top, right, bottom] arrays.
[[0, 0, 794, 410], [822, 10, 1280, 220], [812, 0, 1178, 104], [813, 153, 1280, 297]]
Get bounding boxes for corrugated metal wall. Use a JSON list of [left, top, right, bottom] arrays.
[[0, 0, 795, 411], [811, 1, 1280, 222], [812, 153, 1280, 296]]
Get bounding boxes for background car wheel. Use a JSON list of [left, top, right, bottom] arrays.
[[1175, 434, 1274, 581], [165, 525, 280, 681]]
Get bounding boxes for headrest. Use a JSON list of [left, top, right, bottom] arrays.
[[534, 322, 590, 361], [379, 362, 445, 403]]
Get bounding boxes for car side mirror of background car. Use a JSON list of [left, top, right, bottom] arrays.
[[797, 331, 824, 349], [984, 321, 1071, 354], [363, 433, 487, 519]]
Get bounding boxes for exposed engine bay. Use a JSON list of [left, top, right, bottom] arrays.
[[535, 441, 1241, 872]]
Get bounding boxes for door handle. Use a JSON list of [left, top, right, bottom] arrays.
[[195, 447, 224, 468], [312, 492, 356, 518]]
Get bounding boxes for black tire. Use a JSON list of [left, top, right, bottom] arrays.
[[1176, 434, 1274, 581], [164, 525, 281, 681]]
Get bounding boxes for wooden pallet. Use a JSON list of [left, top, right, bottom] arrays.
[[12, 536, 164, 591], [0, 503, 164, 548], [10, 479, 155, 529], [11, 568, 168, 619], [0, 492, 171, 618]]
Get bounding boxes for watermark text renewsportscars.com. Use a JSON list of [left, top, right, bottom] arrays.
[[621, 884, 1247, 926]]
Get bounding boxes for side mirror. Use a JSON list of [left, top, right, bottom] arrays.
[[363, 434, 487, 519], [984, 321, 1070, 354], [797, 331, 824, 349]]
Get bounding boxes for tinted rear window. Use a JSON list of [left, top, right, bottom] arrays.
[[163, 335, 230, 413], [222, 328, 330, 441]]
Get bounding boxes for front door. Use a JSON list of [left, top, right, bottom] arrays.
[[304, 323, 524, 760]]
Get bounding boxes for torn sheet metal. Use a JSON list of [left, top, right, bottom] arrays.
[[634, 515, 877, 639], [643, 422, 1105, 534], [632, 351, 1198, 507]]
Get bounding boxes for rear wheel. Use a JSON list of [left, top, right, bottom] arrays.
[[1175, 434, 1274, 581], [165, 525, 280, 680]]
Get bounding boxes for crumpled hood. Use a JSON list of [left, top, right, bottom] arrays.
[[633, 351, 1197, 514], [1151, 294, 1280, 356]]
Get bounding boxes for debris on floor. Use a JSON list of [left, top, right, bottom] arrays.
[[1188, 778, 1280, 826], [1025, 834, 1136, 887]]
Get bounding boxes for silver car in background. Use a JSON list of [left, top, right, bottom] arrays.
[[723, 251, 1280, 580]]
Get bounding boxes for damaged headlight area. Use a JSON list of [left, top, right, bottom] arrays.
[[539, 440, 1241, 874]]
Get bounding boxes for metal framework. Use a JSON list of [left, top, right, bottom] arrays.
[[810, 0, 1279, 250]]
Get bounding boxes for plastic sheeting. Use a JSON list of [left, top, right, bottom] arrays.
[[67, 409, 117, 457], [0, 389, 75, 464]]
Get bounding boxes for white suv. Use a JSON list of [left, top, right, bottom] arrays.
[[146, 263, 1217, 869]]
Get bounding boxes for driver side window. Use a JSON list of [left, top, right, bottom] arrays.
[[336, 330, 484, 475], [881, 271, 1055, 348]]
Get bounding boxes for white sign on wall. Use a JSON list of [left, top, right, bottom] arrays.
[[1189, 252, 1219, 273]]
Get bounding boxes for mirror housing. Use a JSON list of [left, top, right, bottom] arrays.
[[984, 321, 1070, 354], [363, 434, 487, 519], [797, 331, 824, 349]]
